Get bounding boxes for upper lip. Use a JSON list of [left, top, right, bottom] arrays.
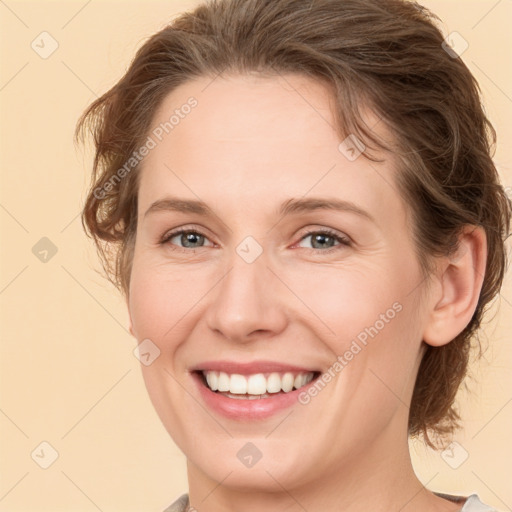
[[191, 360, 318, 375]]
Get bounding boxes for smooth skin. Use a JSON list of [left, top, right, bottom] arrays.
[[127, 73, 486, 512]]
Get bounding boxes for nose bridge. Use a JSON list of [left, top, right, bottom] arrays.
[[204, 240, 287, 341]]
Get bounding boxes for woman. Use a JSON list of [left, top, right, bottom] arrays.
[[76, 0, 510, 510]]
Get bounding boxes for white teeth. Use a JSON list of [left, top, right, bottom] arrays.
[[205, 371, 218, 391], [202, 370, 316, 395], [281, 372, 294, 392], [295, 373, 315, 388], [266, 372, 282, 393], [230, 374, 247, 394], [217, 372, 230, 392], [247, 374, 267, 394]]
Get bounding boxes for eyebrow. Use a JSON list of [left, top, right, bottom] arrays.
[[144, 196, 375, 222]]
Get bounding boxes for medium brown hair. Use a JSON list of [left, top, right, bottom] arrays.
[[76, 0, 511, 449]]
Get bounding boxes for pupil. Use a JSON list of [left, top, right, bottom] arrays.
[[313, 234, 332, 248], [183, 232, 203, 247]]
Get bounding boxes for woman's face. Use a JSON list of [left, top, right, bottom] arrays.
[[128, 73, 431, 491]]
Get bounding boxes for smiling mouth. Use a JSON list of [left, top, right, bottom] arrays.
[[196, 370, 321, 399]]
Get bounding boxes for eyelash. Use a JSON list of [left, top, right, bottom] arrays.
[[159, 227, 351, 253]]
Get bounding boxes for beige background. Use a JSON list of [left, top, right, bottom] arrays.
[[0, 0, 511, 510]]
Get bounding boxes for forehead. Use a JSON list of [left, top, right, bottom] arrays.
[[137, 73, 405, 228], [149, 73, 344, 162]]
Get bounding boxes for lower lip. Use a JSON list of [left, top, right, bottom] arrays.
[[192, 372, 316, 420]]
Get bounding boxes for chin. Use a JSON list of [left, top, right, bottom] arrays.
[[187, 440, 314, 492]]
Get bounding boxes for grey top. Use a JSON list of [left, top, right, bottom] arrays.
[[163, 491, 498, 511]]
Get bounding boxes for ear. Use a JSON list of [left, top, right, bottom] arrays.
[[126, 294, 136, 338], [128, 316, 135, 337], [422, 225, 487, 347]]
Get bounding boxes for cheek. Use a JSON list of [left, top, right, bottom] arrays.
[[287, 260, 423, 396], [128, 257, 205, 346], [127, 258, 204, 447], [286, 262, 406, 346]]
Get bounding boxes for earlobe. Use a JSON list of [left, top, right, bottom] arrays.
[[127, 307, 135, 338], [423, 225, 487, 347], [126, 292, 136, 338]]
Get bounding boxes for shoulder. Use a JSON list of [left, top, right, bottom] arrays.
[[162, 493, 189, 512], [461, 494, 499, 512], [163, 492, 499, 512], [435, 491, 499, 512]]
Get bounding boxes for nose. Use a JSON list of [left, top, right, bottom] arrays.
[[203, 247, 288, 344]]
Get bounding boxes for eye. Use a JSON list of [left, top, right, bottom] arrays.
[[159, 227, 351, 253], [160, 228, 214, 250], [296, 229, 351, 252]]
